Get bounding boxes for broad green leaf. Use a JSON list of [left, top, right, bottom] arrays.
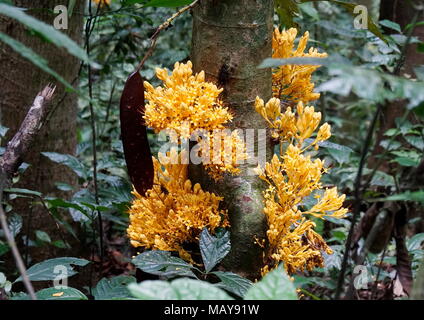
[[377, 191, 424, 204], [244, 265, 298, 300], [132, 250, 196, 278], [45, 198, 89, 218], [128, 280, 177, 300], [36, 287, 88, 300], [128, 278, 233, 300], [144, 0, 192, 7], [404, 135, 424, 151], [0, 4, 89, 63], [213, 271, 253, 298], [407, 233, 424, 251], [35, 230, 51, 243], [0, 273, 6, 286], [258, 57, 328, 69], [41, 152, 87, 179], [379, 19, 401, 33], [4, 188, 42, 197], [15, 257, 90, 282], [93, 276, 136, 300], [199, 228, 231, 273], [0, 32, 74, 89], [393, 157, 420, 167]]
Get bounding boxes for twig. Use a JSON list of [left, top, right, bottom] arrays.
[[85, 0, 104, 261], [135, 0, 200, 73], [0, 84, 55, 300], [335, 102, 382, 300], [0, 85, 56, 179]]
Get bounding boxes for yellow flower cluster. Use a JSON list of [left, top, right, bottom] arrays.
[[127, 151, 229, 262], [272, 28, 327, 104], [144, 61, 245, 181], [196, 130, 248, 181], [255, 97, 331, 147], [144, 61, 232, 139], [255, 96, 347, 274]]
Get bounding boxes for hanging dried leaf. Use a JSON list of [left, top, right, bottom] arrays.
[[119, 71, 153, 195]]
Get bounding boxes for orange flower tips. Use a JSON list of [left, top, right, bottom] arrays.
[[127, 151, 229, 262], [143, 61, 232, 139], [272, 27, 327, 104]]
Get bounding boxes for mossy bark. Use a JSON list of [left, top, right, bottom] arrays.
[[191, 0, 274, 279]]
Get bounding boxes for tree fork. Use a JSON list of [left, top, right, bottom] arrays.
[[190, 0, 274, 279]]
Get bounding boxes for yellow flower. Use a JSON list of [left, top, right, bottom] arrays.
[[144, 61, 232, 139], [272, 28, 327, 103], [196, 130, 248, 181], [254, 93, 347, 274], [127, 150, 229, 261], [93, 0, 110, 7], [254, 99, 329, 147]]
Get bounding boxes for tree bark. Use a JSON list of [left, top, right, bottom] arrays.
[[191, 0, 274, 279], [0, 1, 84, 265], [370, 0, 424, 171]]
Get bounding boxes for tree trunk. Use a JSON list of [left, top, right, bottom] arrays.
[[370, 0, 424, 172], [0, 0, 84, 266], [191, 0, 274, 279]]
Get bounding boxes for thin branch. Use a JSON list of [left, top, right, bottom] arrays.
[[85, 0, 104, 261], [135, 0, 200, 73], [0, 84, 55, 300], [0, 85, 56, 178]]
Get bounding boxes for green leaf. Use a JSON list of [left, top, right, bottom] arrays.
[[7, 213, 22, 238], [128, 278, 233, 300], [128, 280, 177, 300], [132, 250, 196, 278], [379, 19, 401, 33], [144, 0, 192, 7], [35, 230, 51, 243], [212, 271, 253, 298], [15, 257, 90, 282], [0, 125, 8, 138], [41, 152, 87, 180], [377, 191, 424, 204], [4, 188, 42, 197], [0, 273, 6, 286], [199, 228, 231, 273], [0, 4, 89, 63], [393, 157, 420, 167], [0, 32, 74, 90], [35, 287, 88, 300], [407, 233, 424, 251], [301, 0, 386, 42], [93, 276, 136, 300], [244, 265, 298, 300], [275, 0, 300, 28], [67, 0, 76, 17], [258, 57, 328, 69]]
